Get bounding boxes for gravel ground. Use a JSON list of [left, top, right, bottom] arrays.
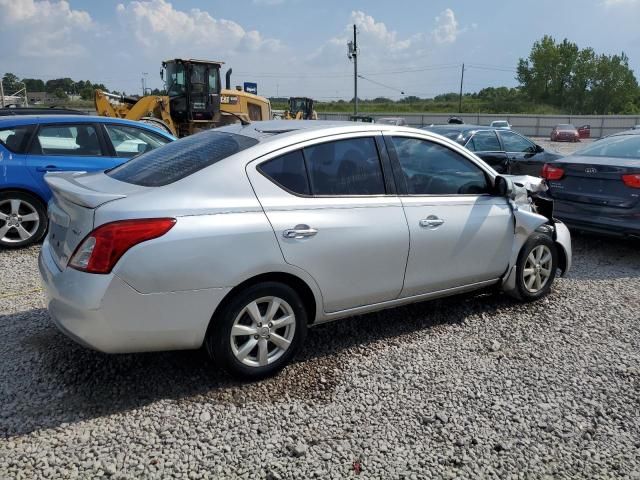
[[533, 137, 595, 156], [1, 233, 639, 479]]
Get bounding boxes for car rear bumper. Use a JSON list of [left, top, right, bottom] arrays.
[[38, 238, 230, 353], [550, 199, 640, 237]]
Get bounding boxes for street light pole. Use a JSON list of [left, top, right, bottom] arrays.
[[458, 63, 465, 113]]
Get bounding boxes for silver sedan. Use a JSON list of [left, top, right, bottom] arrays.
[[39, 121, 572, 379]]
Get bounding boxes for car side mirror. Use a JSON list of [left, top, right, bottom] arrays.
[[494, 175, 515, 199], [535, 144, 544, 153]]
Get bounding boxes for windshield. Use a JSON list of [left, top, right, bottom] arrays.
[[289, 98, 306, 113], [165, 62, 186, 96], [557, 124, 575, 130], [492, 121, 508, 127], [573, 134, 640, 159], [107, 130, 259, 186]]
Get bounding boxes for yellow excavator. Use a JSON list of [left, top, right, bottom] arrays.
[[283, 97, 318, 120], [95, 59, 271, 137]]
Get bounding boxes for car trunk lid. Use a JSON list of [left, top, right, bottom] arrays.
[[44, 171, 143, 269], [547, 155, 640, 208]]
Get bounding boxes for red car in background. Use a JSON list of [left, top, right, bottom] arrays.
[[578, 124, 591, 138], [551, 124, 580, 142]]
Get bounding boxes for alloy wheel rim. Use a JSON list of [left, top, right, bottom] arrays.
[[0, 199, 40, 244], [230, 296, 296, 368], [523, 245, 553, 293]]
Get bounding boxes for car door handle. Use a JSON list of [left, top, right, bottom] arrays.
[[419, 216, 445, 228], [36, 165, 61, 172], [283, 225, 318, 239]]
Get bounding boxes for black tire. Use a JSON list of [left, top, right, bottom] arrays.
[[206, 282, 308, 380], [0, 191, 48, 249], [515, 233, 558, 301]]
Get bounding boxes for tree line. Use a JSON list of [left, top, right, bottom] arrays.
[[517, 35, 639, 114], [1, 72, 109, 101]]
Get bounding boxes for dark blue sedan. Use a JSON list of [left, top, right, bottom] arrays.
[[0, 115, 175, 247], [542, 130, 640, 238]]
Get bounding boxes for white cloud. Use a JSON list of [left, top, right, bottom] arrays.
[[116, 0, 282, 55], [0, 0, 93, 57], [432, 8, 460, 44]]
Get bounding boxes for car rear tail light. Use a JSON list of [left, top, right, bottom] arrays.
[[622, 174, 640, 189], [541, 163, 565, 181], [69, 218, 176, 274]]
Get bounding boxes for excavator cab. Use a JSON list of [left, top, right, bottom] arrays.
[[161, 59, 222, 124], [286, 97, 317, 120]]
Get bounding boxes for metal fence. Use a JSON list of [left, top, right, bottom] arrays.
[[316, 112, 640, 138]]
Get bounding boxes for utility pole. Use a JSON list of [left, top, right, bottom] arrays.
[[0, 80, 4, 108], [458, 63, 465, 113], [141, 72, 148, 96], [347, 25, 358, 115]]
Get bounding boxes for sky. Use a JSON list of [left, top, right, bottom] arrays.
[[1, 0, 639, 100]]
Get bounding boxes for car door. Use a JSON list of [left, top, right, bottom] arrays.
[[464, 130, 509, 173], [101, 123, 173, 159], [386, 134, 514, 297], [25, 123, 120, 196], [246, 133, 410, 313], [498, 130, 545, 176]]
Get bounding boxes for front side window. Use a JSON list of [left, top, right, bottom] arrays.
[[31, 124, 102, 156], [392, 137, 489, 195], [0, 125, 33, 153], [107, 130, 258, 187], [304, 137, 385, 195], [500, 131, 535, 153], [104, 125, 171, 158], [466, 131, 501, 152]]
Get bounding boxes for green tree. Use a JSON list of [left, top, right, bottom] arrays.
[[22, 78, 45, 92], [53, 88, 68, 100], [2, 73, 20, 94]]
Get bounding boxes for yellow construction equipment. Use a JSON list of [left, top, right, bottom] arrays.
[[95, 59, 271, 137], [283, 97, 318, 120]]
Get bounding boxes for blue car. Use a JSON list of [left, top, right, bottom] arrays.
[[0, 115, 175, 248]]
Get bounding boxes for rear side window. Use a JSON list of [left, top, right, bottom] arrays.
[[259, 150, 310, 195], [31, 124, 102, 156], [104, 124, 171, 158], [0, 125, 34, 153], [107, 130, 258, 186], [467, 131, 501, 152], [304, 137, 385, 195]]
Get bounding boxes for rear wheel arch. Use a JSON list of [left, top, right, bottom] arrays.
[[206, 272, 318, 338]]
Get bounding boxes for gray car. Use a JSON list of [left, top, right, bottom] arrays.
[[39, 121, 572, 379]]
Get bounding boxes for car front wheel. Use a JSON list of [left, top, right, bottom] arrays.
[[206, 282, 308, 379], [0, 191, 48, 249], [515, 233, 558, 301]]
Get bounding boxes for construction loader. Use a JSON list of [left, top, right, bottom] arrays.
[[283, 97, 318, 120], [95, 59, 271, 137]]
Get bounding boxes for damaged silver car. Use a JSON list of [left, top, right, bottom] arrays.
[[39, 121, 571, 379]]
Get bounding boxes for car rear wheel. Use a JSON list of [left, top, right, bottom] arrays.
[[206, 282, 308, 379], [515, 233, 558, 301], [0, 191, 47, 249]]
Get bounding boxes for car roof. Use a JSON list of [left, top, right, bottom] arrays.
[[0, 115, 175, 138], [422, 124, 498, 133]]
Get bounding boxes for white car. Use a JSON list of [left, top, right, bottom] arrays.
[[490, 120, 511, 130]]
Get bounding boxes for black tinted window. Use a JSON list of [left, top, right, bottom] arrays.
[[0, 125, 33, 153], [467, 131, 501, 152], [304, 137, 385, 195], [108, 130, 258, 186], [392, 137, 489, 195], [259, 150, 310, 195], [500, 131, 535, 153]]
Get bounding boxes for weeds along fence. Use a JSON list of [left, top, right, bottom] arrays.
[[316, 112, 640, 138]]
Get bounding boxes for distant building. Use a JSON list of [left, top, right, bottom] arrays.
[[27, 91, 57, 104]]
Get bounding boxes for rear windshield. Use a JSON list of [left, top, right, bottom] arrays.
[[107, 130, 258, 186], [574, 134, 640, 159]]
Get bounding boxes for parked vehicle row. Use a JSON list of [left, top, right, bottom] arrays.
[[38, 121, 571, 379], [0, 115, 176, 248]]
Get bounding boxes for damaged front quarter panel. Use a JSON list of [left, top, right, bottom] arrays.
[[500, 175, 572, 297]]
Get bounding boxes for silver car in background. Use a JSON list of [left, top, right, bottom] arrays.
[[39, 121, 571, 379]]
